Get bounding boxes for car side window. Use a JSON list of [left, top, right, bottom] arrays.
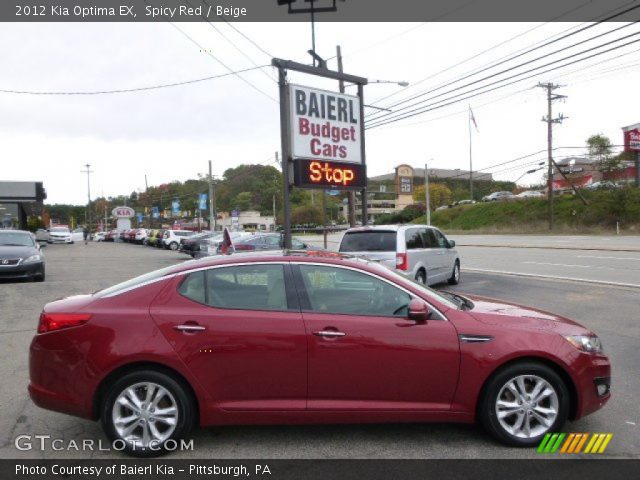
[[422, 229, 438, 248], [264, 236, 281, 246], [405, 228, 424, 250], [298, 265, 412, 317], [433, 230, 449, 248], [208, 265, 289, 311], [291, 238, 305, 249], [178, 271, 206, 304]]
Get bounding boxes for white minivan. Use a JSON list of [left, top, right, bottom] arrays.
[[338, 225, 460, 286]]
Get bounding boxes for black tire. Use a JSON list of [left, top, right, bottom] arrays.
[[414, 269, 427, 286], [479, 362, 569, 447], [169, 242, 178, 251], [100, 369, 196, 457], [448, 260, 460, 285]]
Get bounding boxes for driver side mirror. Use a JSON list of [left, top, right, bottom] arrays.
[[408, 299, 431, 323], [448, 240, 456, 248]]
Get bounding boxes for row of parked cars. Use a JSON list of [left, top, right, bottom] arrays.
[[107, 228, 313, 257]]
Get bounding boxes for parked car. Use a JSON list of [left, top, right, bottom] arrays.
[[196, 231, 253, 258], [0, 229, 45, 281], [71, 227, 85, 242], [515, 190, 544, 199], [47, 226, 73, 244], [104, 230, 118, 242], [585, 181, 620, 190], [435, 205, 450, 211], [149, 229, 166, 247], [454, 199, 477, 205], [134, 229, 148, 245], [93, 232, 106, 242], [29, 251, 611, 456], [35, 229, 50, 242], [338, 225, 460, 286], [180, 231, 217, 257], [162, 230, 196, 250], [482, 191, 514, 201], [233, 233, 310, 251]]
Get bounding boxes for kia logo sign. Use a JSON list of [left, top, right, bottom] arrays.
[[111, 206, 135, 218]]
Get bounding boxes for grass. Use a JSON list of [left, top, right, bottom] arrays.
[[411, 187, 640, 234]]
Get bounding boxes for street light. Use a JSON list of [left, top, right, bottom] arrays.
[[346, 79, 409, 88], [514, 163, 546, 183]]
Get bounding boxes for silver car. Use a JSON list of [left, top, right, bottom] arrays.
[[338, 225, 460, 286]]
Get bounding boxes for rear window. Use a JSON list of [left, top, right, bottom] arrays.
[[339, 231, 397, 252]]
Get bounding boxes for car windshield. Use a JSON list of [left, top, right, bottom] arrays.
[[0, 231, 35, 247], [340, 231, 396, 252]]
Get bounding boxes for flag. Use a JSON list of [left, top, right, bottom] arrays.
[[469, 106, 479, 133]]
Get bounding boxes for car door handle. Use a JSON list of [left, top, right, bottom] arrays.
[[313, 330, 346, 338], [174, 324, 206, 332]]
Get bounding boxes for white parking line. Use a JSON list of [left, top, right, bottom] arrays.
[[464, 268, 640, 289], [522, 261, 592, 268], [576, 255, 640, 261]]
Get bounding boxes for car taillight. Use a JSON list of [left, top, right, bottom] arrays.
[[396, 252, 408, 271], [38, 313, 92, 333]]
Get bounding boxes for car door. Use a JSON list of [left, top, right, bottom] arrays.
[[421, 228, 446, 282], [404, 227, 428, 278], [432, 228, 456, 280], [150, 262, 307, 411], [293, 263, 460, 411]]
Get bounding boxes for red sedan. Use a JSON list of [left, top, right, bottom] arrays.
[[29, 252, 610, 456]]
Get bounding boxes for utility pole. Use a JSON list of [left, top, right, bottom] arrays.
[[274, 152, 278, 232], [337, 45, 357, 227], [424, 163, 431, 226], [81, 164, 93, 236], [208, 160, 216, 231], [538, 83, 567, 231]]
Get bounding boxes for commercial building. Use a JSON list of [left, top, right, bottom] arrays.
[[0, 181, 46, 229]]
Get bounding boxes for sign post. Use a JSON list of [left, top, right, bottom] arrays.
[[273, 58, 368, 248], [622, 123, 640, 187]]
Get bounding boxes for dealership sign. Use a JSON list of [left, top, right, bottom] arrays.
[[289, 84, 362, 164], [111, 206, 134, 218], [623, 124, 640, 152]]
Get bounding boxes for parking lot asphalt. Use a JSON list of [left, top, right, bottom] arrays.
[[0, 241, 637, 459]]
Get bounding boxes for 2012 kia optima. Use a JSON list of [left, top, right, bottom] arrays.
[[29, 251, 610, 456]]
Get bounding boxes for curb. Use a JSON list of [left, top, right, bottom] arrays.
[[465, 268, 640, 290]]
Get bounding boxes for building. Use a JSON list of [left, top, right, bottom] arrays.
[[0, 181, 46, 229], [551, 155, 638, 191], [342, 165, 493, 224], [218, 210, 275, 232]]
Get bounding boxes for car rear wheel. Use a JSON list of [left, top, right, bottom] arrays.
[[448, 261, 460, 285], [415, 269, 427, 285], [169, 241, 178, 251], [101, 370, 196, 457], [479, 362, 569, 447]]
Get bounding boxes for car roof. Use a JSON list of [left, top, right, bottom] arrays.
[[343, 224, 438, 234], [165, 250, 380, 275]]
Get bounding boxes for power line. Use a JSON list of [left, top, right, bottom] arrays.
[[183, 0, 277, 83], [366, 31, 640, 129], [169, 22, 278, 103], [367, 2, 640, 115], [0, 65, 270, 95], [366, 21, 638, 124]]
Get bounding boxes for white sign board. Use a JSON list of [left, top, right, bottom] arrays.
[[289, 84, 362, 164], [112, 206, 135, 218]]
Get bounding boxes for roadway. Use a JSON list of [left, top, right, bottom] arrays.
[[0, 240, 637, 459]]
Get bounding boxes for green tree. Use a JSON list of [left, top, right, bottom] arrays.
[[291, 205, 323, 225], [413, 183, 454, 209]]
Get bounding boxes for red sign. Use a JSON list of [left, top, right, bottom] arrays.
[[623, 126, 640, 152], [293, 159, 366, 190]]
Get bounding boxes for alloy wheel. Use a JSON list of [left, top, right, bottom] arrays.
[[495, 374, 559, 439], [112, 382, 179, 448]]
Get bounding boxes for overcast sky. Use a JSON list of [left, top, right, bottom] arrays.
[[0, 20, 638, 205]]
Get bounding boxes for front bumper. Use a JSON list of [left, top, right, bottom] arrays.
[[0, 262, 44, 280], [572, 353, 611, 420], [49, 236, 72, 244]]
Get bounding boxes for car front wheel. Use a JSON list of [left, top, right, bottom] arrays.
[[101, 370, 196, 457], [448, 261, 460, 285], [479, 362, 569, 447]]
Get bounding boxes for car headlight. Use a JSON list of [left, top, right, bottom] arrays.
[[23, 254, 42, 264], [564, 335, 603, 354]]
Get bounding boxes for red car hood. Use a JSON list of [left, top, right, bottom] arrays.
[[464, 295, 588, 334]]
